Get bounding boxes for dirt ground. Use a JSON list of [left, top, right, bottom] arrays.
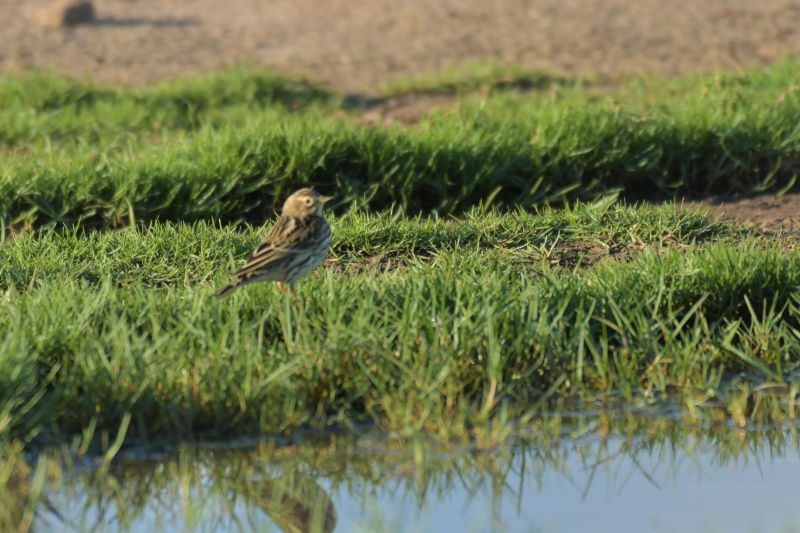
[[683, 194, 800, 233], [3, 0, 800, 228], [4, 0, 800, 90]]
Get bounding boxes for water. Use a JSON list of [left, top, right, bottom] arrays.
[[12, 417, 800, 533]]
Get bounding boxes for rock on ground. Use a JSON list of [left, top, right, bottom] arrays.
[[36, 0, 95, 28]]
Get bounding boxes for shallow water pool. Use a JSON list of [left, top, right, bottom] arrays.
[[17, 415, 800, 533]]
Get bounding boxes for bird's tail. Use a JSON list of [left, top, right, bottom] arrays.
[[216, 281, 240, 299]]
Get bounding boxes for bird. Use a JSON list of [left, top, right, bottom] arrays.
[[216, 188, 333, 299]]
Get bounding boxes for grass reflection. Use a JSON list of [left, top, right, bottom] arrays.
[[3, 410, 800, 532]]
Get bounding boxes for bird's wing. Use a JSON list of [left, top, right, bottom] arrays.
[[230, 218, 297, 278], [231, 216, 323, 279]]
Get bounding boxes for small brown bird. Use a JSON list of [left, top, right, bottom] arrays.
[[216, 188, 333, 298]]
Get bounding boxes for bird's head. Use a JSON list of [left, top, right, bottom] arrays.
[[281, 188, 333, 217]]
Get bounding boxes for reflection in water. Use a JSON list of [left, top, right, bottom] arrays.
[[2, 444, 338, 533], [6, 414, 800, 533], [257, 471, 337, 533]]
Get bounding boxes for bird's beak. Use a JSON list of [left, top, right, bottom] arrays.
[[319, 196, 334, 204]]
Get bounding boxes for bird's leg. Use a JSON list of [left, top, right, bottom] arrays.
[[277, 282, 300, 304], [289, 284, 301, 306]]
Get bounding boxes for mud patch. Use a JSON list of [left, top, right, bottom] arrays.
[[352, 94, 457, 126], [552, 241, 607, 270], [550, 241, 636, 271], [322, 255, 410, 275], [683, 193, 800, 234]]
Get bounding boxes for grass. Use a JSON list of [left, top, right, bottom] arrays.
[[0, 61, 799, 460], [0, 203, 733, 289], [1, 61, 567, 149], [0, 68, 332, 148], [0, 204, 797, 447], [3, 60, 800, 228]]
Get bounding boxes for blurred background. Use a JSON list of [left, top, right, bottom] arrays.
[[3, 0, 800, 92]]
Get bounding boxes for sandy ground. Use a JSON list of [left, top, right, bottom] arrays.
[[3, 0, 800, 227], [3, 0, 800, 91]]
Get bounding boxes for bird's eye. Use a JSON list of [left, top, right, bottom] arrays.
[[304, 199, 311, 204]]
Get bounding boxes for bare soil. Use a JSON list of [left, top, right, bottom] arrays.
[[4, 0, 800, 91], [683, 194, 800, 233], [3, 0, 800, 228]]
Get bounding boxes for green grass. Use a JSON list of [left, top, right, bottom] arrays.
[[1, 61, 800, 456], [0, 203, 732, 289], [3, 60, 800, 228], [0, 205, 796, 446], [1, 61, 565, 149], [0, 68, 332, 148]]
